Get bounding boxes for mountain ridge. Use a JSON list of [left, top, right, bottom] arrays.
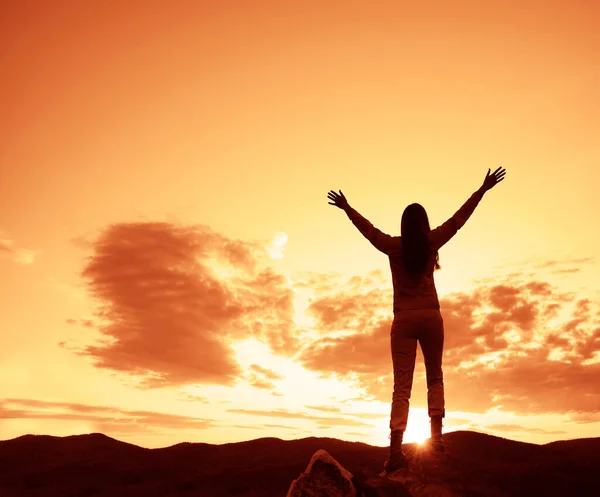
[[1, 431, 599, 496]]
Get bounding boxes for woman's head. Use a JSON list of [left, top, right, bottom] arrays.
[[401, 203, 440, 274]]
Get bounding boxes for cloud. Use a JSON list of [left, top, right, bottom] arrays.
[[295, 268, 600, 417], [66, 222, 299, 388], [63, 226, 600, 419], [0, 398, 214, 433], [244, 363, 284, 390], [299, 274, 393, 379], [248, 378, 276, 390], [305, 405, 386, 420], [305, 405, 342, 413], [176, 393, 210, 404], [250, 364, 283, 381], [344, 431, 372, 437], [534, 257, 594, 269], [266, 232, 288, 260], [228, 408, 374, 427], [551, 268, 581, 274], [0, 232, 36, 265], [443, 418, 472, 427], [484, 424, 566, 435], [567, 412, 600, 424], [66, 318, 95, 328]]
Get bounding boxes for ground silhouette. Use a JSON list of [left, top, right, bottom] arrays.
[[1, 431, 599, 496]]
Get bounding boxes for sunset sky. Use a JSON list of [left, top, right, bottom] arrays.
[[1, 0, 599, 449]]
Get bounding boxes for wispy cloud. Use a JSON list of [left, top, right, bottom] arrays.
[[534, 257, 594, 269], [567, 412, 600, 424], [305, 405, 386, 419], [0, 231, 36, 265], [484, 424, 566, 435], [0, 398, 215, 434], [305, 405, 342, 413], [250, 364, 283, 381], [228, 408, 374, 427], [344, 431, 372, 437], [245, 364, 284, 390]]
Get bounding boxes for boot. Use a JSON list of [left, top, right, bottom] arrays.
[[429, 415, 444, 452], [383, 430, 408, 474]]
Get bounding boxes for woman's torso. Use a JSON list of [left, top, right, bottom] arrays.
[[388, 235, 440, 312]]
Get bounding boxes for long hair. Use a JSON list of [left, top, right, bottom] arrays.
[[400, 203, 441, 275]]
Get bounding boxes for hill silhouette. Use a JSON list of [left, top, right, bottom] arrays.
[[1, 431, 599, 496]]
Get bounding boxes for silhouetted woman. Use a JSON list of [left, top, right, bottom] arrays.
[[327, 167, 506, 474]]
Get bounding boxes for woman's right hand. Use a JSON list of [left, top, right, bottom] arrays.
[[481, 166, 507, 192]]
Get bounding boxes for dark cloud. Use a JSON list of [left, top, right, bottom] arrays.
[[66, 222, 299, 388]]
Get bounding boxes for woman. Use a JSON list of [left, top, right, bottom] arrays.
[[327, 166, 506, 473]]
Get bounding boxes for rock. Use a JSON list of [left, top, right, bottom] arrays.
[[286, 445, 465, 497], [379, 468, 463, 497], [375, 444, 464, 497], [393, 443, 464, 496], [286, 449, 356, 497], [352, 470, 414, 497]]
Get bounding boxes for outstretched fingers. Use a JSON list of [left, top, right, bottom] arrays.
[[327, 190, 341, 207], [494, 168, 507, 181], [327, 189, 349, 208], [483, 167, 507, 191]]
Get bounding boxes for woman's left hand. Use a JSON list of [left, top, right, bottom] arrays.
[[327, 190, 349, 210]]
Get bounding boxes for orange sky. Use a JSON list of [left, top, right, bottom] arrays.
[[1, 0, 599, 449]]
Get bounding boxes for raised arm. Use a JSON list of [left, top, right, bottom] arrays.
[[430, 167, 506, 250], [327, 190, 399, 255]]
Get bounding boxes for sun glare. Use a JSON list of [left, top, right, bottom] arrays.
[[403, 409, 432, 444]]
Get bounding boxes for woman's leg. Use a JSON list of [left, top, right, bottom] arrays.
[[418, 310, 445, 448], [389, 314, 418, 433], [385, 313, 418, 473]]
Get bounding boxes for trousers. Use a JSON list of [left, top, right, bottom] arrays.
[[389, 308, 445, 432]]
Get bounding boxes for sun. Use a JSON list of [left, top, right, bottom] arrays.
[[404, 410, 432, 445]]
